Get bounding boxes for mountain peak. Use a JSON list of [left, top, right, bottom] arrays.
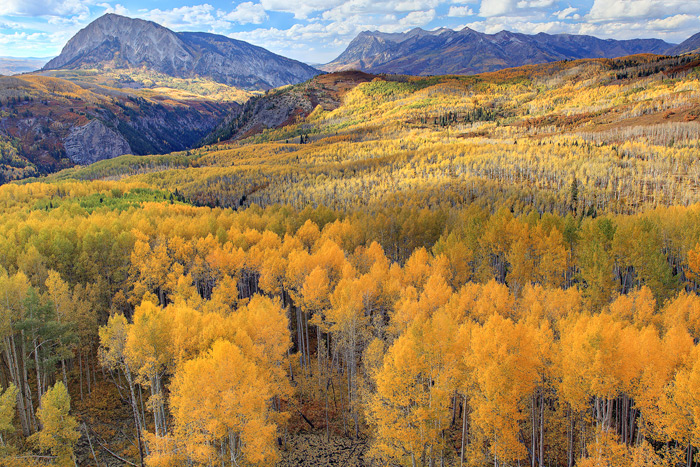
[[43, 14, 320, 90], [323, 27, 675, 75], [79, 12, 165, 33]]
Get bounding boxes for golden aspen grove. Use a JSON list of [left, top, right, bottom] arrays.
[[3, 53, 700, 467]]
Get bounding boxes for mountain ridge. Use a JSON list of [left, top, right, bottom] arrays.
[[322, 27, 676, 75], [43, 13, 321, 90], [667, 32, 700, 55]]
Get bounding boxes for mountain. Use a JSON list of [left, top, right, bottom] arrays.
[[667, 32, 700, 55], [0, 57, 50, 76], [43, 13, 320, 90], [323, 27, 674, 75]]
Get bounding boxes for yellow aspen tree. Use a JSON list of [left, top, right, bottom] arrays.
[[662, 292, 700, 340], [227, 295, 292, 404], [99, 313, 148, 463], [302, 265, 331, 380], [130, 237, 172, 306], [0, 383, 17, 449], [467, 314, 539, 466], [327, 276, 370, 438], [126, 301, 173, 438], [44, 270, 73, 388], [169, 339, 279, 466], [296, 219, 321, 250], [31, 382, 79, 467], [369, 330, 431, 466], [662, 345, 700, 465]]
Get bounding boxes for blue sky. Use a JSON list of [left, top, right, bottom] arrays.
[[1, 0, 699, 63]]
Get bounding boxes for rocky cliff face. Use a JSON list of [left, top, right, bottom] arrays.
[[64, 119, 131, 165], [323, 27, 674, 75], [43, 14, 320, 90]]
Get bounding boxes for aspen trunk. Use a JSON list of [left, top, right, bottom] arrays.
[[6, 337, 29, 436], [125, 363, 147, 465], [79, 348, 84, 401], [460, 394, 468, 467], [20, 331, 37, 432], [539, 391, 544, 467], [531, 394, 537, 467]]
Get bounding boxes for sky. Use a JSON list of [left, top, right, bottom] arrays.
[[0, 0, 699, 64]]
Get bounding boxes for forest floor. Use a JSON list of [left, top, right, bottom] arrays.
[[279, 432, 368, 466], [69, 376, 370, 466]]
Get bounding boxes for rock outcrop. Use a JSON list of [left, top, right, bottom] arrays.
[[64, 119, 131, 165]]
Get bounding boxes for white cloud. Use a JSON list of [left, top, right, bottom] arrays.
[[448, 6, 474, 16], [223, 2, 268, 24], [138, 4, 230, 32], [0, 31, 47, 43], [97, 3, 130, 16], [588, 0, 700, 22], [260, 0, 344, 19], [479, 0, 554, 18], [553, 7, 578, 20], [646, 13, 698, 30], [0, 0, 90, 17], [397, 9, 436, 27], [394, 0, 441, 12]]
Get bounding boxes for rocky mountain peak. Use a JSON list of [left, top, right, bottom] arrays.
[[322, 27, 676, 75], [43, 14, 320, 90]]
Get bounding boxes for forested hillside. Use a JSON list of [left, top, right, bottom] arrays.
[[2, 53, 700, 467]]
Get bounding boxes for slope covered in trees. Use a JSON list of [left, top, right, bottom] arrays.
[[2, 54, 700, 466], [71, 53, 700, 216]]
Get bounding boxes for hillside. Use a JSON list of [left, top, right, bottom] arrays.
[[204, 70, 376, 143], [43, 13, 321, 90], [323, 27, 673, 75], [0, 74, 237, 180], [57, 53, 700, 216]]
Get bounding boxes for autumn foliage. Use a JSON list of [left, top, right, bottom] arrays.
[[2, 54, 700, 466]]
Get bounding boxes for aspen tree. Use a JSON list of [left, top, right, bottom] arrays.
[[0, 383, 17, 448], [31, 382, 79, 467]]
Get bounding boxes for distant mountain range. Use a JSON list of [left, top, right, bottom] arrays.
[[43, 14, 320, 90], [40, 15, 700, 87], [0, 57, 50, 76], [322, 27, 681, 75]]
